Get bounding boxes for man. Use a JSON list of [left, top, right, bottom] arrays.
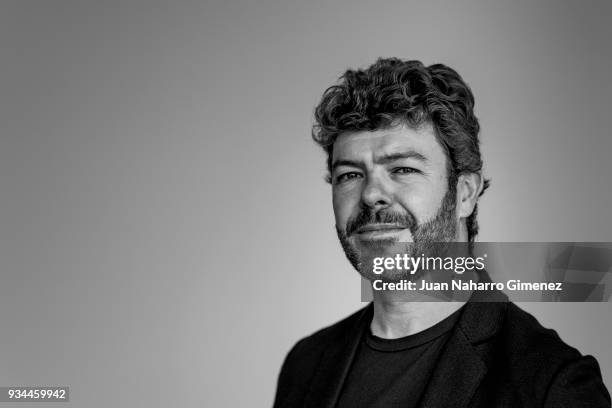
[[273, 58, 610, 407]]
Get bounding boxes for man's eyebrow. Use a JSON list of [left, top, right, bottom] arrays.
[[331, 159, 362, 171], [331, 151, 428, 171], [375, 150, 428, 164]]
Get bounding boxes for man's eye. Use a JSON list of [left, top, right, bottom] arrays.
[[335, 172, 362, 183], [393, 167, 419, 175]]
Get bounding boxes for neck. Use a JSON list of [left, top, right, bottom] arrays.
[[370, 291, 466, 339]]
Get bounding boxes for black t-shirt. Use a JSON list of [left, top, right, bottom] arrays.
[[336, 307, 464, 408]]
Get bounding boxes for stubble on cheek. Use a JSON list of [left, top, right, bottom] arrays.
[[335, 225, 417, 281]]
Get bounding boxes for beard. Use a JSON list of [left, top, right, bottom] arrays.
[[336, 181, 458, 281]]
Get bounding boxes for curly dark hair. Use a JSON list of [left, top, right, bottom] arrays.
[[312, 58, 490, 242]]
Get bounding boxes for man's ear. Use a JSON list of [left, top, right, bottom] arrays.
[[457, 172, 483, 218]]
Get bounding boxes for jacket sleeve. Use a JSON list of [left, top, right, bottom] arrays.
[[544, 355, 611, 408]]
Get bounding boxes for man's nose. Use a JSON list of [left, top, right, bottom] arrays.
[[361, 175, 392, 210]]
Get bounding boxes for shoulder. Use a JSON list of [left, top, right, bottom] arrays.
[[465, 299, 589, 364], [273, 305, 370, 406], [484, 302, 610, 406], [282, 304, 369, 366], [500, 303, 581, 362]]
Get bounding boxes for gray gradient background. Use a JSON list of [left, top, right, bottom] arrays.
[[1, 1, 611, 407]]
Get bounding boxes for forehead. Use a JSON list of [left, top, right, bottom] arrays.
[[332, 123, 447, 166]]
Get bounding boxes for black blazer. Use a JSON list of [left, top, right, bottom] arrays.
[[273, 293, 610, 407]]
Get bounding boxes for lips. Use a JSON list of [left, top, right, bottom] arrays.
[[355, 224, 407, 234]]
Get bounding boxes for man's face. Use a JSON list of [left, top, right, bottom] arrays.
[[332, 122, 459, 279]]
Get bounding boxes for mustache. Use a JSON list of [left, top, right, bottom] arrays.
[[345, 207, 418, 236]]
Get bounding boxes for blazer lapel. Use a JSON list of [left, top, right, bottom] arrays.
[[418, 324, 487, 408], [303, 304, 373, 408], [419, 291, 508, 408]]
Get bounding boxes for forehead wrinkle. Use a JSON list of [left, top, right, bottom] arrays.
[[333, 124, 445, 169], [372, 150, 429, 165]]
